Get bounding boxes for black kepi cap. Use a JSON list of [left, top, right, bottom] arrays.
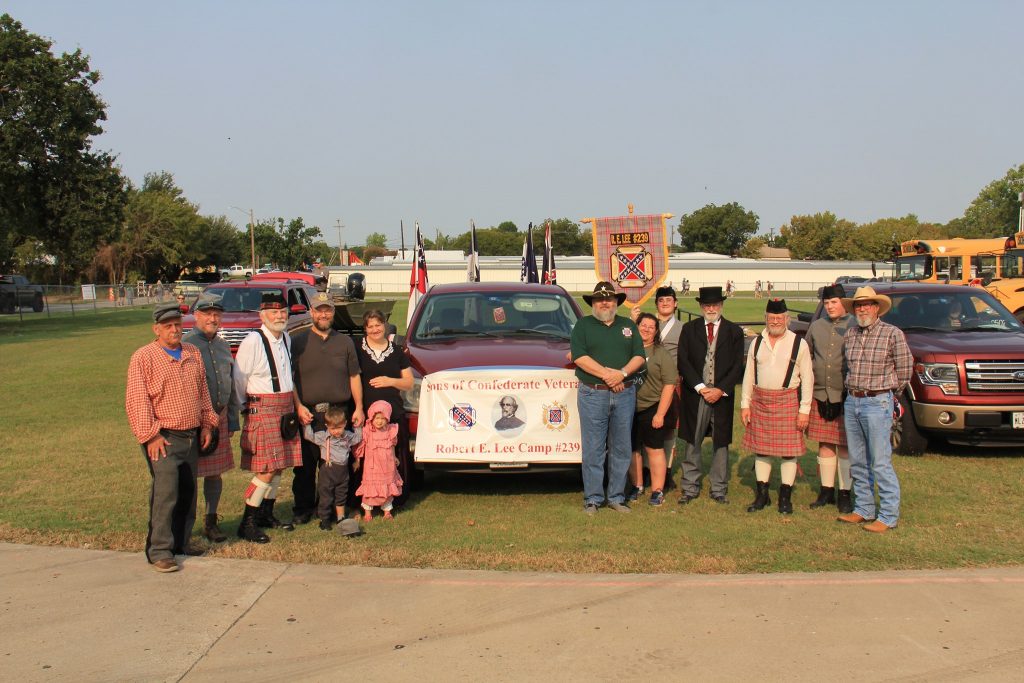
[[765, 298, 788, 314]]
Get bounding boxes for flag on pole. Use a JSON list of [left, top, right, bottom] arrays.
[[541, 220, 557, 285], [408, 222, 429, 326], [520, 222, 539, 283], [467, 219, 480, 282], [349, 252, 364, 266]]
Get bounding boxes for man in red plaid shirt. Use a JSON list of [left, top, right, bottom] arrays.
[[126, 302, 218, 573]]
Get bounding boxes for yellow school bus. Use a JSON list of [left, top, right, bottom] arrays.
[[991, 232, 1024, 322], [893, 238, 1005, 284]]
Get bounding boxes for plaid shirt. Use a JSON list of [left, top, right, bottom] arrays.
[[126, 341, 219, 444], [843, 319, 913, 394]]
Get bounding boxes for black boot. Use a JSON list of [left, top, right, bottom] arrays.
[[836, 488, 853, 514], [778, 484, 794, 515], [203, 513, 227, 543], [809, 486, 835, 509], [257, 499, 295, 531], [746, 481, 771, 512], [237, 505, 270, 543]]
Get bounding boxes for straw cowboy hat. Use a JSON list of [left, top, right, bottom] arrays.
[[842, 286, 892, 316]]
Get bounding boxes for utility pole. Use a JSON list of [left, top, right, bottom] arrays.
[[335, 219, 344, 266], [400, 220, 406, 259], [248, 209, 256, 272]]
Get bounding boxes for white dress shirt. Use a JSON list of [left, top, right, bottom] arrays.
[[233, 325, 294, 404]]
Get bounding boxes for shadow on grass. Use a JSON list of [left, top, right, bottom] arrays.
[[0, 307, 152, 343], [418, 469, 583, 497]]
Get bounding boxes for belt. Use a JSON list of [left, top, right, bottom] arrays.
[[307, 402, 345, 414], [848, 389, 891, 398], [581, 380, 635, 390]]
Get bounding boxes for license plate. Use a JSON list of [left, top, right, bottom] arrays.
[[490, 462, 528, 470], [1014, 412, 1024, 429]]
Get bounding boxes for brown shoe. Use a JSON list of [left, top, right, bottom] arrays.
[[177, 542, 207, 557], [153, 558, 179, 573], [863, 520, 894, 534], [837, 512, 872, 524], [203, 513, 227, 543]]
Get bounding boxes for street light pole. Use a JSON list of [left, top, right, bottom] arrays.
[[230, 206, 257, 272]]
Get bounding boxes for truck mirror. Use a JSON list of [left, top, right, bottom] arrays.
[[179, 304, 190, 314], [290, 304, 306, 315]]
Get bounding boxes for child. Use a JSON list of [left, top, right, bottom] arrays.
[[302, 406, 362, 530], [354, 400, 403, 521]]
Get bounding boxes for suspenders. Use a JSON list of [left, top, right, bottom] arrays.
[[753, 334, 801, 389]]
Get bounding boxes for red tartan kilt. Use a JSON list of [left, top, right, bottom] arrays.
[[807, 404, 847, 446], [240, 393, 302, 473], [197, 413, 235, 477], [742, 386, 806, 457]]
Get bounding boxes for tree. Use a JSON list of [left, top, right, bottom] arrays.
[[678, 203, 759, 255], [450, 227, 523, 255], [496, 220, 518, 233], [365, 231, 388, 248], [780, 212, 856, 260], [739, 236, 765, 259], [953, 164, 1024, 238], [533, 218, 593, 255], [0, 14, 127, 278]]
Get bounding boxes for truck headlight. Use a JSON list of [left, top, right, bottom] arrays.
[[915, 362, 960, 395], [401, 375, 422, 413]]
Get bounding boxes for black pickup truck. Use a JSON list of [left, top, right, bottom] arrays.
[[797, 283, 1024, 454], [0, 275, 44, 313]]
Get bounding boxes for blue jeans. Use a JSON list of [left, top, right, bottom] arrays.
[[844, 392, 901, 526], [578, 383, 636, 506]]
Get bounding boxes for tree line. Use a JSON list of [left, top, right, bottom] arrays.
[[2, 13, 1022, 284]]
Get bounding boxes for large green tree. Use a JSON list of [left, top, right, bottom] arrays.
[[252, 217, 325, 269], [0, 13, 126, 279], [678, 203, 759, 255], [949, 164, 1024, 238], [780, 212, 856, 260]]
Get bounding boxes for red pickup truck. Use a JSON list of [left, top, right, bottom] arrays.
[[800, 282, 1024, 454], [180, 279, 318, 354]]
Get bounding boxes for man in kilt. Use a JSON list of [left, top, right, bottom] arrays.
[[741, 298, 813, 514], [805, 284, 853, 512], [126, 302, 218, 572], [182, 292, 241, 542], [233, 292, 303, 543]]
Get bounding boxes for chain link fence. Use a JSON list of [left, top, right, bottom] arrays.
[[0, 282, 190, 321]]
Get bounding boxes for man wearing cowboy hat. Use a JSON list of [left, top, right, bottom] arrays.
[[676, 286, 745, 504], [570, 281, 646, 514], [805, 284, 853, 512], [838, 286, 913, 533]]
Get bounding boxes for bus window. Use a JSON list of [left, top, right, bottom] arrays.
[[894, 254, 929, 281], [972, 254, 997, 281], [1001, 252, 1024, 279]]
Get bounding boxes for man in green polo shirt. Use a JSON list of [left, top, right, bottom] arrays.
[[571, 281, 646, 515]]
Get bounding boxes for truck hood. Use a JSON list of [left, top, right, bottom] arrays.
[[406, 336, 575, 376], [905, 329, 1024, 357]]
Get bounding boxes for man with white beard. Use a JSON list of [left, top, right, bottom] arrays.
[[676, 286, 745, 505], [837, 286, 912, 534], [233, 292, 303, 543], [741, 298, 813, 514]]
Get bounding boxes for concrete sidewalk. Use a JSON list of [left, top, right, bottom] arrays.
[[2, 543, 1022, 682]]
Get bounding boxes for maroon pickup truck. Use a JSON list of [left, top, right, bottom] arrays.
[[800, 283, 1024, 454], [180, 279, 317, 354]]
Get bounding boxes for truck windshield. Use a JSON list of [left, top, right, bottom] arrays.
[[884, 291, 1023, 332], [413, 291, 579, 341], [893, 255, 930, 281], [203, 287, 281, 312]]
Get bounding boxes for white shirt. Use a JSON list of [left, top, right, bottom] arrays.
[[740, 329, 813, 414], [233, 325, 294, 403]]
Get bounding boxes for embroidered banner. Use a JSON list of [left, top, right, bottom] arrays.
[[585, 212, 672, 307], [414, 368, 581, 465]]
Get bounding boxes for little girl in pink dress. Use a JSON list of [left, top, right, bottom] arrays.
[[355, 400, 404, 520]]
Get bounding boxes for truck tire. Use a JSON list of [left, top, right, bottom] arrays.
[[32, 293, 44, 312], [891, 394, 928, 456]]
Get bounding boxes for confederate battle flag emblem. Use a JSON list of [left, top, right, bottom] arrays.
[[582, 206, 672, 306]]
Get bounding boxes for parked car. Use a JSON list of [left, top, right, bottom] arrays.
[[401, 282, 585, 480], [801, 283, 1024, 454], [172, 280, 204, 298], [180, 279, 318, 355], [0, 274, 44, 313]]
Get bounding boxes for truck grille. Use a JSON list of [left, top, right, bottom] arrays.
[[965, 360, 1024, 392], [218, 328, 256, 348]]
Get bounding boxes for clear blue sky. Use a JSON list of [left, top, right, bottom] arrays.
[[7, 1, 1023, 248]]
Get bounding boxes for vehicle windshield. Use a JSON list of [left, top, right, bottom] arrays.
[[202, 287, 283, 313], [893, 255, 930, 281], [412, 291, 579, 341], [1000, 250, 1024, 279], [883, 291, 1023, 332]]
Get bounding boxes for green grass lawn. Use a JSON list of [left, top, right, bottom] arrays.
[[2, 301, 1022, 573]]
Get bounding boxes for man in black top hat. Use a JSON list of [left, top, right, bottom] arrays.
[[676, 286, 745, 505]]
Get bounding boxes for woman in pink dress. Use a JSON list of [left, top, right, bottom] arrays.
[[354, 400, 404, 520]]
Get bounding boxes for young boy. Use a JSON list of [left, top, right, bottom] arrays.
[[302, 406, 362, 530]]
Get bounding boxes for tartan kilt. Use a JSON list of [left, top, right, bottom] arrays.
[[197, 412, 235, 478], [807, 403, 847, 446], [240, 392, 302, 473], [742, 386, 806, 457]]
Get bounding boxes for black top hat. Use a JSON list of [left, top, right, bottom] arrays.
[[583, 281, 627, 306], [820, 284, 845, 301], [260, 292, 287, 310], [153, 302, 183, 323], [695, 286, 725, 305], [765, 298, 788, 314], [654, 285, 677, 300]]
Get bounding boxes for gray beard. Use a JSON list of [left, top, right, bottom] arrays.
[[593, 309, 615, 323], [702, 313, 720, 324], [265, 320, 287, 333]]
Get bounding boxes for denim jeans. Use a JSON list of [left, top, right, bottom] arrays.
[[578, 383, 636, 506], [844, 392, 901, 526]]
